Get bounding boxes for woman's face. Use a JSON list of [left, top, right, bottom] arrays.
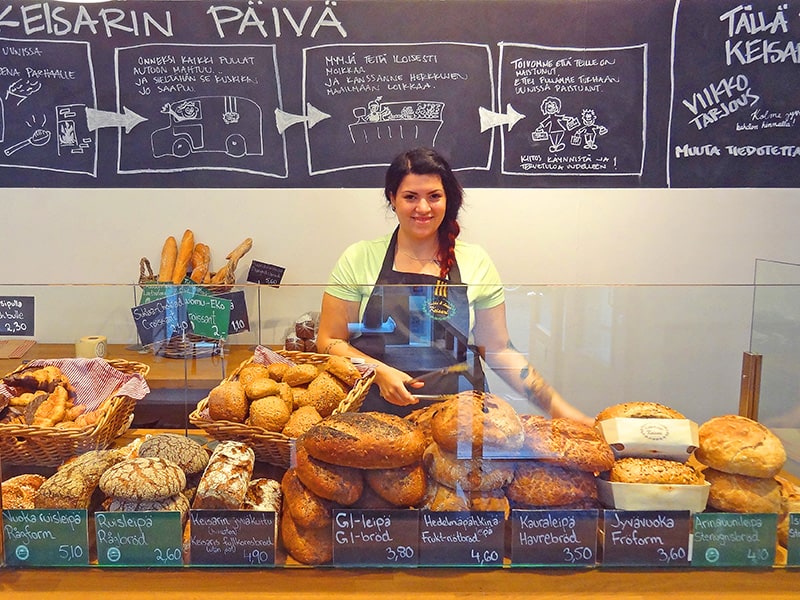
[[390, 173, 446, 241]]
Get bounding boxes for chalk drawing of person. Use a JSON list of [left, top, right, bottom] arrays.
[[570, 108, 608, 150], [532, 96, 579, 153]]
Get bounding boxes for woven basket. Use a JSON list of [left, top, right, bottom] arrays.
[[0, 359, 150, 466], [189, 349, 375, 467]]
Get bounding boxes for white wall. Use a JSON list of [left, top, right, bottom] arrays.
[[1, 187, 798, 423]]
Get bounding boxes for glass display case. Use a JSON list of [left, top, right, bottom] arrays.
[[0, 280, 797, 569]]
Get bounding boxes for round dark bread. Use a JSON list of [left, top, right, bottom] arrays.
[[606, 457, 704, 485], [293, 442, 363, 505], [99, 456, 187, 501], [138, 433, 209, 475], [364, 462, 427, 507], [281, 467, 334, 529], [521, 415, 615, 472], [280, 508, 332, 565], [507, 462, 598, 507], [422, 442, 514, 492], [301, 411, 426, 469], [695, 414, 786, 478], [595, 401, 686, 422], [430, 391, 524, 456]]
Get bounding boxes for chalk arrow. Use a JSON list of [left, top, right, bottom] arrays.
[[478, 104, 526, 133], [85, 107, 148, 134], [274, 103, 331, 134]]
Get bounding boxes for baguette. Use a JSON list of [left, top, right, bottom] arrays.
[[171, 229, 195, 285], [157, 236, 178, 283], [189, 243, 211, 284]]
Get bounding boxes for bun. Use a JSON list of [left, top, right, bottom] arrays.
[[695, 415, 786, 478], [301, 411, 426, 469], [248, 396, 291, 432], [324, 355, 362, 388], [305, 371, 348, 418], [207, 380, 248, 423], [283, 364, 319, 387], [293, 442, 363, 505], [237, 363, 273, 388], [520, 415, 615, 472], [506, 462, 598, 507], [158, 236, 178, 283], [430, 391, 524, 456], [704, 467, 782, 513], [364, 462, 427, 507], [596, 402, 686, 421], [606, 457, 704, 485], [282, 405, 323, 438], [193, 441, 255, 509], [422, 442, 513, 492]]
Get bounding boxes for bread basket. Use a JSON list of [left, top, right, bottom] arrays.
[[189, 347, 375, 467], [0, 358, 150, 466]]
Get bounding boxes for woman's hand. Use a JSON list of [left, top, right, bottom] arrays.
[[374, 363, 422, 406]]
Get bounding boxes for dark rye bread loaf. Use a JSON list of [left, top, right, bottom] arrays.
[[293, 442, 363, 505], [300, 411, 426, 469]]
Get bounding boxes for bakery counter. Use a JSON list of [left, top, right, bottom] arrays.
[[1, 563, 798, 600]]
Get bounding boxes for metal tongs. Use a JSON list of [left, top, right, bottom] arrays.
[[404, 363, 469, 401]]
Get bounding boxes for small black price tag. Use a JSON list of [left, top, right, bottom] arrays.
[[602, 510, 691, 567], [510, 509, 598, 567], [418, 510, 505, 567], [692, 513, 777, 568], [215, 290, 250, 335], [247, 261, 285, 286], [2, 509, 89, 567], [0, 296, 34, 337], [332, 509, 419, 567], [95, 511, 184, 566], [189, 510, 275, 566]]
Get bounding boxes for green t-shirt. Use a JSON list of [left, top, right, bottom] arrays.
[[326, 232, 505, 331]]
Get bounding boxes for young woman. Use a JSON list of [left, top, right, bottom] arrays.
[[316, 147, 591, 424]]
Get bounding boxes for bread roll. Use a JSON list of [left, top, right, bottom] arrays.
[[704, 467, 782, 513], [171, 229, 195, 285], [282, 405, 322, 438], [324, 355, 362, 388], [237, 363, 273, 388], [207, 380, 248, 423], [507, 462, 598, 507], [695, 415, 786, 478], [283, 364, 319, 387], [248, 396, 290, 432], [301, 411, 427, 469], [606, 457, 704, 485], [158, 236, 178, 283], [304, 371, 348, 417], [520, 415, 615, 472], [193, 441, 255, 510], [430, 391, 524, 456], [595, 401, 686, 421]]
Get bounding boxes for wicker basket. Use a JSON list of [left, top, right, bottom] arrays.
[[0, 358, 150, 466], [189, 348, 375, 467]]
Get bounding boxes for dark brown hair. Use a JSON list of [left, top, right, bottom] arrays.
[[384, 147, 463, 279]]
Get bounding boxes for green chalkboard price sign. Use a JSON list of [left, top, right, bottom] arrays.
[[783, 513, 799, 567], [2, 509, 89, 567], [692, 513, 778, 568], [95, 511, 184, 567]]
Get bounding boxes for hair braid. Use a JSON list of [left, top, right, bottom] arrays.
[[438, 219, 459, 280]]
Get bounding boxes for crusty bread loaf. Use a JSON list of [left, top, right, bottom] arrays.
[[99, 456, 187, 501], [189, 243, 211, 284], [695, 414, 786, 478], [421, 480, 471, 512], [595, 401, 686, 421], [193, 441, 254, 509], [301, 411, 426, 469], [364, 462, 427, 507], [521, 415, 615, 472], [242, 477, 282, 512], [281, 468, 334, 529], [293, 442, 363, 505], [606, 457, 704, 485], [171, 229, 195, 285], [35, 450, 122, 509], [777, 476, 800, 547], [1, 474, 46, 509], [158, 236, 177, 283], [506, 462, 598, 507], [137, 433, 209, 476], [704, 467, 782, 513], [280, 508, 332, 565], [422, 442, 513, 492], [107, 493, 190, 524], [430, 391, 524, 456]]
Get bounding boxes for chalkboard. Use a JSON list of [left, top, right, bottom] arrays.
[[668, 0, 800, 187], [189, 509, 276, 566], [95, 511, 184, 566], [417, 510, 505, 567], [2, 509, 89, 567], [602, 510, 692, 567], [7, 0, 793, 189], [0, 296, 34, 336], [510, 509, 598, 567], [692, 512, 778, 568], [332, 508, 419, 567]]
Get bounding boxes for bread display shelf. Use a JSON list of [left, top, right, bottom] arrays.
[[189, 348, 375, 467], [0, 358, 150, 466]]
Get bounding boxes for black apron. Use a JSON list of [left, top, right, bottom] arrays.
[[351, 229, 486, 415]]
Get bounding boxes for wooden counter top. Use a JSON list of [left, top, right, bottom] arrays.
[[0, 343, 259, 390]]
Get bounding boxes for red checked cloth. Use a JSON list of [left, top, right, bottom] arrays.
[[1, 357, 150, 411]]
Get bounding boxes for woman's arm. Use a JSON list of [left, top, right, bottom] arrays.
[[472, 302, 593, 425], [317, 292, 421, 406]]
